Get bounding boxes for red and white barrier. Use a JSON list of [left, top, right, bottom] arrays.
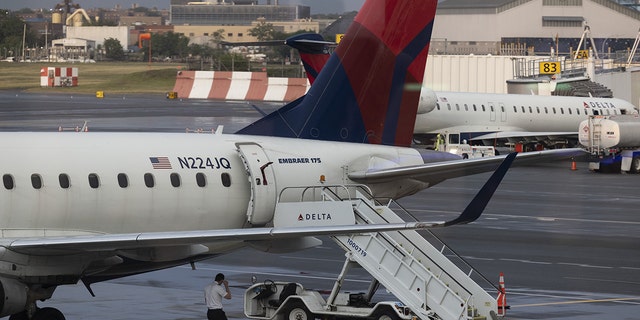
[[172, 71, 309, 102], [40, 67, 78, 87]]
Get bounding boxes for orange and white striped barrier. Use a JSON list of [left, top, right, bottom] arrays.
[[40, 67, 78, 87], [172, 71, 309, 102]]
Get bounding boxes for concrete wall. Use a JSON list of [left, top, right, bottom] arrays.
[[424, 55, 542, 94], [66, 26, 129, 48]]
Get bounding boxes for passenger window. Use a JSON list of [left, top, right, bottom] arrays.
[[59, 174, 70, 189], [528, 106, 532, 113], [521, 106, 525, 113], [456, 104, 460, 111], [561, 108, 565, 114], [170, 173, 181, 187], [568, 108, 572, 115], [436, 103, 440, 110], [3, 174, 14, 190], [88, 173, 99, 189], [447, 103, 451, 111], [196, 172, 207, 187], [544, 107, 548, 114], [552, 107, 556, 114], [536, 107, 540, 114], [473, 104, 477, 111], [118, 173, 129, 188], [31, 174, 42, 189], [221, 173, 231, 187], [482, 105, 486, 112], [464, 104, 469, 111], [490, 105, 494, 112], [144, 173, 155, 188]]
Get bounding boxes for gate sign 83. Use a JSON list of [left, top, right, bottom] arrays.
[[539, 61, 561, 75]]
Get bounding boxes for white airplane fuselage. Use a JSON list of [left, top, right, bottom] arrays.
[[415, 90, 637, 135], [0, 132, 424, 241]]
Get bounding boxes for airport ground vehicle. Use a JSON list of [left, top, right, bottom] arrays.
[[433, 132, 496, 159], [579, 115, 640, 172], [245, 279, 418, 320]]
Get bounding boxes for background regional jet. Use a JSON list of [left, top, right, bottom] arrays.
[[285, 33, 637, 151], [0, 1, 581, 319]]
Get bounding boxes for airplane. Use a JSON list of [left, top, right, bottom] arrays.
[[283, 33, 638, 151], [0, 1, 584, 319]]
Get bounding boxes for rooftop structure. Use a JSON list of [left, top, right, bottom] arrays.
[[170, 3, 310, 26]]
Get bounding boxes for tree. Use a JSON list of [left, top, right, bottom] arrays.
[[0, 12, 37, 58], [103, 37, 125, 60], [249, 21, 275, 41]]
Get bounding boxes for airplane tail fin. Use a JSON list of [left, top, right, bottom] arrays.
[[238, 0, 437, 147], [284, 33, 331, 85]]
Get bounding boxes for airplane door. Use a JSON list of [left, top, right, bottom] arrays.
[[236, 142, 276, 226], [489, 102, 496, 122], [500, 102, 507, 122]]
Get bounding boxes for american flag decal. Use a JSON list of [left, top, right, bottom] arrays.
[[150, 157, 172, 169]]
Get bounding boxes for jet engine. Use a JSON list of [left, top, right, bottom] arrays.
[[417, 88, 437, 114], [0, 278, 28, 317]]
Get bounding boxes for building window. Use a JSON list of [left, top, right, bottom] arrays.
[[196, 172, 207, 187], [118, 173, 129, 188], [170, 173, 181, 187], [238, 33, 243, 37], [221, 173, 231, 187], [144, 173, 155, 188], [88, 173, 99, 189], [31, 174, 42, 189], [3, 174, 14, 190], [59, 174, 70, 189], [227, 33, 233, 37]]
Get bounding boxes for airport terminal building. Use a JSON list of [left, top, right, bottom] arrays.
[[169, 0, 310, 26], [430, 0, 640, 56]]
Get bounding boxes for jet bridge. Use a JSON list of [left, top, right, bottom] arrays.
[[262, 185, 503, 320]]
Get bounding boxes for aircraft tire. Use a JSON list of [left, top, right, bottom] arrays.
[[32, 307, 65, 320], [283, 300, 313, 320]]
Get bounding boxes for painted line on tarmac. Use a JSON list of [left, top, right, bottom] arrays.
[[512, 296, 640, 308]]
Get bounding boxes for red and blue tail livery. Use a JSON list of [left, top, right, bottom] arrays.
[[238, 0, 437, 147]]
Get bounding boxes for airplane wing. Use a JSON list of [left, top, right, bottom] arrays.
[[5, 153, 518, 256], [348, 148, 585, 185], [471, 131, 578, 146]]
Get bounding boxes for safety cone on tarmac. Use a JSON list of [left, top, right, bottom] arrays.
[[571, 159, 577, 171], [497, 272, 509, 316]]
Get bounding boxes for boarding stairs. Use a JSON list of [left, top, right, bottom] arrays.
[[274, 185, 501, 320]]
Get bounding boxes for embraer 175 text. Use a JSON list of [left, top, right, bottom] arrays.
[[0, 1, 582, 319]]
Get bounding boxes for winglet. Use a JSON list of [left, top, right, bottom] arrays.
[[443, 152, 517, 227]]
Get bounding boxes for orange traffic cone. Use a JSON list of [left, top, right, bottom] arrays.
[[497, 272, 508, 316], [571, 160, 577, 171]]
